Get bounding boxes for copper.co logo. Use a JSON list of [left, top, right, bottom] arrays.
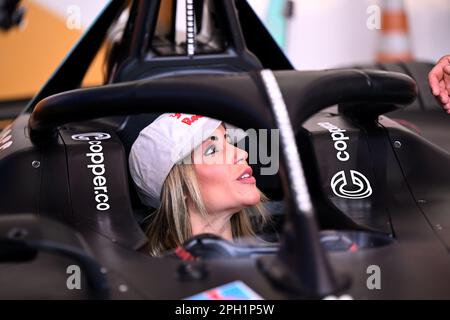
[[71, 132, 111, 141], [318, 122, 373, 200], [331, 170, 373, 199]]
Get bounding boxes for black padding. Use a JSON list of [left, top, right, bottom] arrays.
[[377, 63, 422, 111], [117, 114, 162, 155], [352, 61, 441, 112], [117, 113, 163, 223], [400, 61, 441, 111], [351, 61, 450, 152]]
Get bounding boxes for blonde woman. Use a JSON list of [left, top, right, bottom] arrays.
[[129, 113, 268, 256]]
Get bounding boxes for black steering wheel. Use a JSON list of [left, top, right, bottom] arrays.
[[177, 233, 278, 260]]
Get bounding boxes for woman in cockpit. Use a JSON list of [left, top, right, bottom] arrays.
[[129, 113, 268, 256]]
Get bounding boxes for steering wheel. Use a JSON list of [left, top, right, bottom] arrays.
[[176, 233, 278, 260], [170, 228, 395, 260]]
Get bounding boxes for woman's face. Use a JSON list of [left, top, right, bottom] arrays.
[[192, 125, 260, 215]]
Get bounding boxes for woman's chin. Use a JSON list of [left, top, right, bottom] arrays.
[[242, 192, 261, 206]]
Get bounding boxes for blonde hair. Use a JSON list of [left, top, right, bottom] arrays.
[[145, 162, 268, 256]]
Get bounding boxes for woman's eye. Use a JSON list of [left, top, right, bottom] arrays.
[[204, 145, 217, 156]]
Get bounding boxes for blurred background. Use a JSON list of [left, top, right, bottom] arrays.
[[0, 0, 449, 106], [249, 0, 450, 69]]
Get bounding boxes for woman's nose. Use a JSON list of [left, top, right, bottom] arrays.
[[234, 146, 248, 164]]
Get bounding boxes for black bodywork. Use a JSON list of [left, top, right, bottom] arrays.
[[0, 0, 449, 299]]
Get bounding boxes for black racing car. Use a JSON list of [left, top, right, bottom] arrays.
[[0, 0, 449, 300]]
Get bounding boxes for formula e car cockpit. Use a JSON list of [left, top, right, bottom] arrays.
[[1, 0, 449, 300]]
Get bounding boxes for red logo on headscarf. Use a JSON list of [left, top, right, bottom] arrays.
[[169, 113, 203, 126]]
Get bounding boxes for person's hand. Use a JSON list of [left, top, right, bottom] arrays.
[[429, 55, 450, 114]]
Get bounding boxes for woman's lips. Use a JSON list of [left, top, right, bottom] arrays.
[[236, 167, 256, 184], [237, 176, 256, 184]]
